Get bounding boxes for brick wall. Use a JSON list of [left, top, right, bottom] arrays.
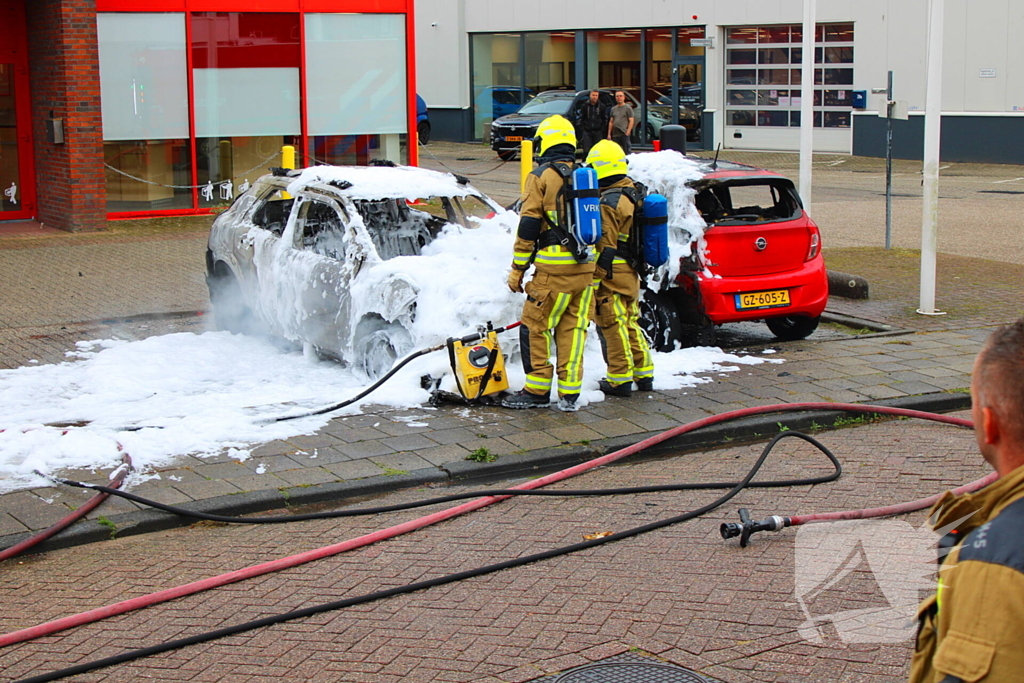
[[26, 0, 105, 232]]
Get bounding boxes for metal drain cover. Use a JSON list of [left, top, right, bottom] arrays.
[[549, 653, 716, 683]]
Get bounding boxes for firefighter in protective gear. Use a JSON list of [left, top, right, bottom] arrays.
[[909, 319, 1024, 683], [502, 115, 595, 411], [587, 140, 653, 398]]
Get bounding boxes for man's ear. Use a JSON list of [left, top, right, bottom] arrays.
[[982, 406, 1001, 446]]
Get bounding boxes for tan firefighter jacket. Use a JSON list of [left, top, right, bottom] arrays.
[[909, 462, 1024, 682]]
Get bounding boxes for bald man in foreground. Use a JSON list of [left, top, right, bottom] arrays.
[[909, 318, 1024, 682]]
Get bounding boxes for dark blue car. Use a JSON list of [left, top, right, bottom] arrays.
[[416, 94, 430, 145]]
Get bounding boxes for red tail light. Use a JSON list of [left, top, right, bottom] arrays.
[[806, 226, 821, 261]]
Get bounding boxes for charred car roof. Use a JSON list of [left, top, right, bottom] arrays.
[[264, 164, 478, 202]]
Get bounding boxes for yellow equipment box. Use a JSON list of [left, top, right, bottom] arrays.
[[448, 330, 509, 400]]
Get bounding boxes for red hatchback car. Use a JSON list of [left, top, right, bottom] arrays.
[[640, 160, 828, 350]]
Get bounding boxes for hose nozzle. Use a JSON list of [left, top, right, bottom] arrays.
[[720, 508, 789, 547]]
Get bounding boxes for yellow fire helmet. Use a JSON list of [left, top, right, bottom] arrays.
[[585, 139, 628, 180], [535, 115, 577, 155]]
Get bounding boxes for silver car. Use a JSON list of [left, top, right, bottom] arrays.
[[205, 164, 504, 378]]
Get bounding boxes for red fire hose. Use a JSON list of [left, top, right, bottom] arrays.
[[0, 442, 132, 564], [0, 402, 981, 650]]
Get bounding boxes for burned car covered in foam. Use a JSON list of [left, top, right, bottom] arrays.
[[205, 164, 515, 378]]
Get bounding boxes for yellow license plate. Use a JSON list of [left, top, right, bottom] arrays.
[[735, 289, 791, 310], [505, 136, 523, 142]]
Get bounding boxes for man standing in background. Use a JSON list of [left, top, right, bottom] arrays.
[[577, 90, 608, 159], [607, 90, 634, 154]]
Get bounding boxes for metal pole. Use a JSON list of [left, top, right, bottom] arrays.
[[885, 70, 893, 249], [919, 0, 945, 315], [798, 0, 816, 214]]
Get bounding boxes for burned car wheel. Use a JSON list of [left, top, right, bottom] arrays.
[[417, 120, 431, 145], [639, 290, 682, 353], [765, 315, 820, 341], [353, 315, 413, 380], [207, 262, 255, 335]]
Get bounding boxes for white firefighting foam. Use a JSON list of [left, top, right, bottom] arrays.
[[625, 150, 711, 287], [0, 158, 781, 494]]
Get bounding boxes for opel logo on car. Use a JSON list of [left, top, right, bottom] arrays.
[[755, 237, 768, 251]]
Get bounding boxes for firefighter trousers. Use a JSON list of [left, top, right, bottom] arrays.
[[519, 270, 596, 398], [592, 268, 653, 386]]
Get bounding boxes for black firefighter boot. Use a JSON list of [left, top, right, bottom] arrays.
[[599, 379, 633, 398], [501, 389, 550, 409]]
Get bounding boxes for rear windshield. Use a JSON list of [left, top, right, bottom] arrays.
[[517, 93, 574, 116], [693, 179, 801, 225]]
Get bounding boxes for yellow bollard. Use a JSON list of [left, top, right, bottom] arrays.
[[281, 145, 296, 170], [520, 138, 533, 193], [280, 145, 296, 199]]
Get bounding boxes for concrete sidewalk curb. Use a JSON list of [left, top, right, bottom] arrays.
[[1, 392, 971, 558]]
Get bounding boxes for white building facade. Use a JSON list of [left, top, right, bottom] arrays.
[[416, 0, 1024, 163]]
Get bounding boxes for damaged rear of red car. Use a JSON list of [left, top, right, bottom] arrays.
[[642, 161, 828, 349]]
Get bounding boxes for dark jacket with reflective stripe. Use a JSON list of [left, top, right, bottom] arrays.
[[909, 464, 1024, 683]]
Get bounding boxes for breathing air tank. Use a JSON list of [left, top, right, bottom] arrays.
[[570, 166, 602, 246], [642, 193, 669, 267]]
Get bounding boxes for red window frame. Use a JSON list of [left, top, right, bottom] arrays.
[[0, 0, 37, 221]]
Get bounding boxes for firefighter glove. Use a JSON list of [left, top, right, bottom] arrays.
[[596, 247, 616, 279], [507, 267, 526, 293]]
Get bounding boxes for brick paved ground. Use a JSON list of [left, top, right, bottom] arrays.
[[0, 413, 987, 682], [0, 145, 1020, 552], [0, 143, 1019, 680]]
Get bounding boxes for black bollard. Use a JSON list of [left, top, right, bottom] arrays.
[[659, 124, 687, 155]]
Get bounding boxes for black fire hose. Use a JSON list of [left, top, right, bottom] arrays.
[[42, 430, 840, 525], [14, 431, 839, 683], [267, 321, 521, 424]]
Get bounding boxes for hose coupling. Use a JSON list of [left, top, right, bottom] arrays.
[[720, 508, 789, 547]]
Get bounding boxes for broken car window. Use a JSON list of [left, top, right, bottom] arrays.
[[354, 199, 448, 260], [249, 183, 295, 236], [694, 180, 799, 225], [297, 198, 349, 259], [407, 197, 457, 224], [454, 195, 497, 223]]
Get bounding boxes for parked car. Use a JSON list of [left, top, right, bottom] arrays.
[[475, 86, 535, 122], [490, 88, 650, 161], [637, 158, 828, 349], [206, 164, 507, 378], [416, 94, 431, 145]]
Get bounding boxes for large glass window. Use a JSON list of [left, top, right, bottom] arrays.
[[471, 34, 524, 140], [305, 14, 406, 136], [305, 13, 408, 166], [191, 12, 301, 208], [725, 23, 854, 129], [586, 29, 641, 88], [524, 32, 575, 94], [97, 13, 192, 211]]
